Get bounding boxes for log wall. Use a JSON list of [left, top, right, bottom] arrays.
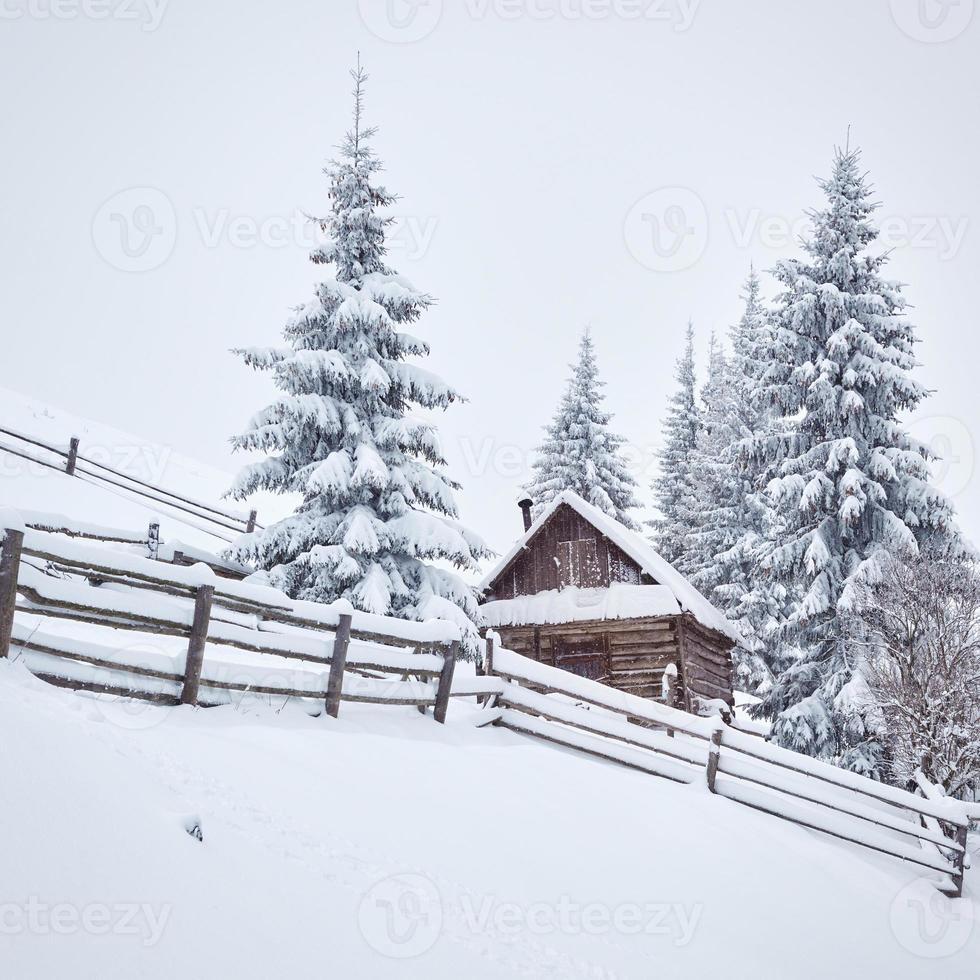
[[490, 614, 733, 708], [677, 615, 735, 707], [492, 616, 674, 705]]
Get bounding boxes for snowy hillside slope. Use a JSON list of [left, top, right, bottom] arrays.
[[0, 385, 293, 553], [1, 387, 977, 978], [0, 663, 976, 979]]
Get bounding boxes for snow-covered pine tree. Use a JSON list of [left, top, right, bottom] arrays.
[[684, 331, 730, 587], [751, 144, 965, 774], [527, 329, 641, 529], [226, 63, 490, 651], [650, 321, 700, 571], [688, 270, 794, 694]]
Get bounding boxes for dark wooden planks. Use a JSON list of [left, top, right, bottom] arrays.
[[487, 611, 735, 709], [681, 614, 735, 706], [485, 504, 645, 600]]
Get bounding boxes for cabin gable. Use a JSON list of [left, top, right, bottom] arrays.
[[484, 503, 651, 601]]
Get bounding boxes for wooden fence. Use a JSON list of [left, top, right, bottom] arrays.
[[0, 521, 460, 723], [14, 509, 252, 581], [0, 425, 259, 543], [0, 514, 971, 897], [473, 637, 972, 898]]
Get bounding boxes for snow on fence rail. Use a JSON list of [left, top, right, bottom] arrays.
[[0, 522, 461, 723], [12, 507, 253, 580], [0, 425, 260, 542], [476, 636, 971, 897]]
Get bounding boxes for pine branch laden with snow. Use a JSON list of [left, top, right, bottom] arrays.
[[649, 321, 701, 573], [686, 270, 797, 695], [227, 64, 490, 654], [527, 329, 641, 529], [748, 145, 967, 774]]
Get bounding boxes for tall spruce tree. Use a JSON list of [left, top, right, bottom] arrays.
[[751, 145, 964, 774], [684, 332, 731, 588], [528, 329, 641, 528], [650, 321, 701, 571], [689, 270, 794, 693], [227, 64, 489, 650]]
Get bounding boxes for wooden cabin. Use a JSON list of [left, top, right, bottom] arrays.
[[479, 490, 738, 712]]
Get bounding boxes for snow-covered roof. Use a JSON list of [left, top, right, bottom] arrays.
[[479, 490, 740, 642], [481, 583, 684, 628]]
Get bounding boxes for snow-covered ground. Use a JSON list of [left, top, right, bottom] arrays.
[[1, 386, 978, 978], [0, 661, 976, 979]]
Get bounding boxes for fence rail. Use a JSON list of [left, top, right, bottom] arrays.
[[0, 425, 260, 542], [0, 522, 460, 724], [479, 637, 971, 896], [13, 508, 253, 581]]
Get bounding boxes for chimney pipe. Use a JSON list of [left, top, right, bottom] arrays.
[[518, 495, 533, 532]]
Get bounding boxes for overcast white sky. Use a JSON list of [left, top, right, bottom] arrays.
[[1, 0, 978, 555]]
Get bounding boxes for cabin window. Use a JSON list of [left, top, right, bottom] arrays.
[[558, 537, 600, 589]]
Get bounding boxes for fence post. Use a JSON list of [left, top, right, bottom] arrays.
[[325, 613, 352, 719], [433, 641, 458, 724], [477, 634, 493, 705], [706, 726, 723, 794], [0, 529, 24, 660], [147, 522, 160, 561], [246, 510, 258, 534], [180, 584, 214, 706], [65, 437, 79, 476], [662, 667, 676, 737], [951, 823, 969, 898], [412, 647, 429, 715]]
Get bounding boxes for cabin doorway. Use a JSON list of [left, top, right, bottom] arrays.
[[554, 636, 609, 682]]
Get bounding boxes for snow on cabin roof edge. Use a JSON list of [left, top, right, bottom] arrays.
[[478, 490, 741, 643]]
